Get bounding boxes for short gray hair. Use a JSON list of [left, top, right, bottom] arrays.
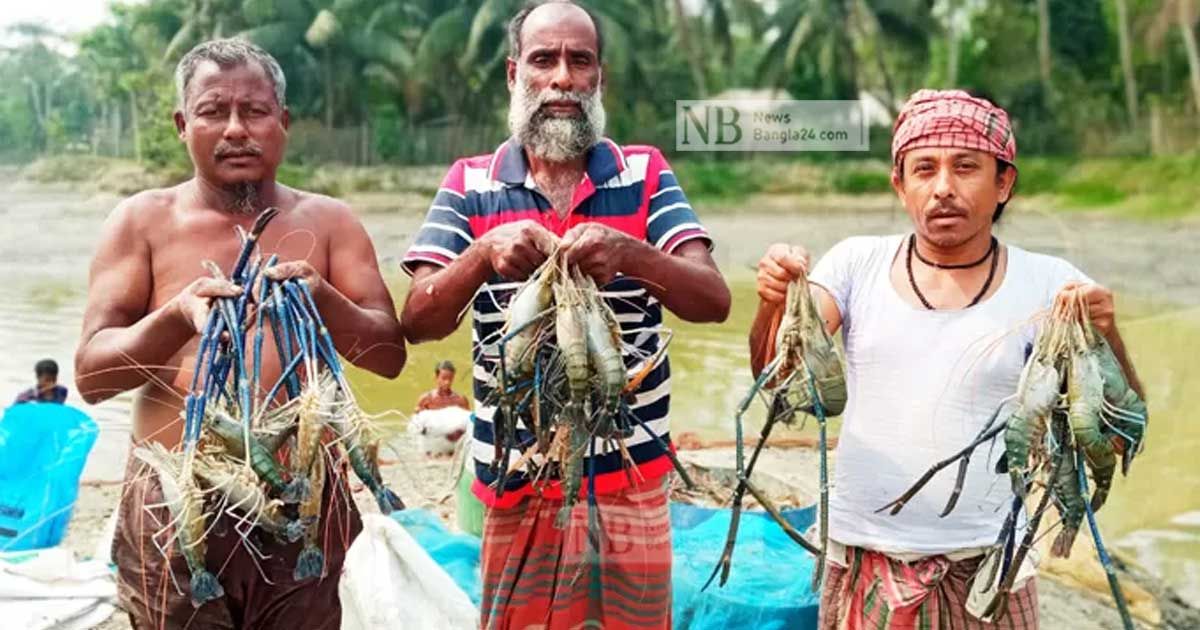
[[174, 38, 287, 110], [507, 0, 603, 61]]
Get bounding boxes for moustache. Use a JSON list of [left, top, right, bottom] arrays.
[[214, 143, 263, 160], [533, 89, 587, 114], [926, 202, 968, 219]]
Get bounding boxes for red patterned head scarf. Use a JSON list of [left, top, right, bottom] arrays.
[[891, 89, 1017, 173]]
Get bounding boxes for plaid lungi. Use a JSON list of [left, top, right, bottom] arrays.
[[480, 478, 672, 630], [819, 546, 1038, 630]]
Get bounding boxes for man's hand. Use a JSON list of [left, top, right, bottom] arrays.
[[756, 243, 810, 305], [264, 260, 321, 286], [1057, 281, 1116, 336], [173, 277, 241, 334], [560, 223, 639, 285], [478, 220, 559, 280]]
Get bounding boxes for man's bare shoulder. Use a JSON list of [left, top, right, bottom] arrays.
[[287, 186, 356, 221], [103, 184, 186, 236]]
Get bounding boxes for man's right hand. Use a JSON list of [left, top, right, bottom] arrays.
[[757, 243, 810, 305], [174, 277, 242, 334], [477, 220, 559, 280]]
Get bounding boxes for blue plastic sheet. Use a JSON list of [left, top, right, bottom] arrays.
[[391, 509, 484, 606], [395, 502, 819, 629], [0, 403, 98, 551], [672, 503, 820, 630]]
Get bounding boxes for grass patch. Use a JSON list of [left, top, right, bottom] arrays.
[[671, 160, 768, 200], [1019, 154, 1200, 218], [21, 155, 186, 194], [673, 158, 892, 200], [828, 164, 891, 194]]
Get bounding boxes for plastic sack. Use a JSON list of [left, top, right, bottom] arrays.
[[0, 404, 98, 551], [671, 503, 820, 630], [0, 547, 117, 630], [339, 513, 478, 630], [389, 509, 483, 606], [408, 407, 470, 456]]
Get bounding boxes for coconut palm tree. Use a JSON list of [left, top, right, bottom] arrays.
[[754, 0, 931, 109], [1147, 0, 1200, 113], [1114, 0, 1140, 126]]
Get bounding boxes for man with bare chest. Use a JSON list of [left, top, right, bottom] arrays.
[[74, 39, 405, 629]]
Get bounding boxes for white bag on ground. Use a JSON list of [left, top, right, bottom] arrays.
[[408, 407, 471, 456], [339, 513, 478, 630], [0, 547, 116, 630]]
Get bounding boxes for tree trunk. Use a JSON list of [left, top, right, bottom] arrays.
[[1149, 99, 1165, 155], [672, 0, 707, 97], [1115, 0, 1139, 127], [1036, 0, 1053, 102], [93, 101, 106, 155], [1180, 0, 1200, 113], [324, 49, 335, 129], [26, 81, 47, 153], [113, 100, 122, 158], [360, 121, 369, 165], [946, 0, 960, 86], [130, 92, 142, 164], [850, 0, 898, 114]]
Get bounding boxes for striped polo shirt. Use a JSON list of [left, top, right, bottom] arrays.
[[402, 137, 711, 508]]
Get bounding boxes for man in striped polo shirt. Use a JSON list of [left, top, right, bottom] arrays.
[[400, 2, 729, 627]]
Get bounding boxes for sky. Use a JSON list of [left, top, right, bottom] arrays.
[[0, 1, 123, 37], [0, 0, 717, 45]]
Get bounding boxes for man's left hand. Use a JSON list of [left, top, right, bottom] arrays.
[[560, 223, 640, 285], [264, 260, 321, 286], [263, 260, 327, 305], [1058, 282, 1116, 336]]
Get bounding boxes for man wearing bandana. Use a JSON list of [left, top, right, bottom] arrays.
[[750, 90, 1144, 628], [400, 2, 730, 628]]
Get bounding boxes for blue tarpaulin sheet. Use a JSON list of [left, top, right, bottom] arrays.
[[671, 502, 820, 629], [391, 509, 484, 606], [394, 501, 819, 629], [0, 403, 98, 551]]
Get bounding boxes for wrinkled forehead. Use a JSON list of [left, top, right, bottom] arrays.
[[518, 4, 598, 57], [187, 60, 277, 104]]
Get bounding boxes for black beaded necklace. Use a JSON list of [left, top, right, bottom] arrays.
[[912, 234, 997, 269], [906, 234, 1000, 310]]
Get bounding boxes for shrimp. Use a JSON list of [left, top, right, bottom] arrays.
[[502, 261, 557, 380], [207, 410, 292, 498], [328, 396, 404, 513], [293, 450, 326, 580], [1004, 352, 1061, 495], [133, 444, 224, 607], [191, 456, 304, 543], [584, 284, 625, 435]]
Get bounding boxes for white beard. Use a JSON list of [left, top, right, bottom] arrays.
[[508, 70, 606, 162]]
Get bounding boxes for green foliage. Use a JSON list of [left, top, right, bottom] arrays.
[[1016, 154, 1200, 218], [671, 160, 768, 200], [0, 0, 1194, 225], [139, 79, 191, 171], [828, 165, 891, 194], [371, 103, 405, 161]]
